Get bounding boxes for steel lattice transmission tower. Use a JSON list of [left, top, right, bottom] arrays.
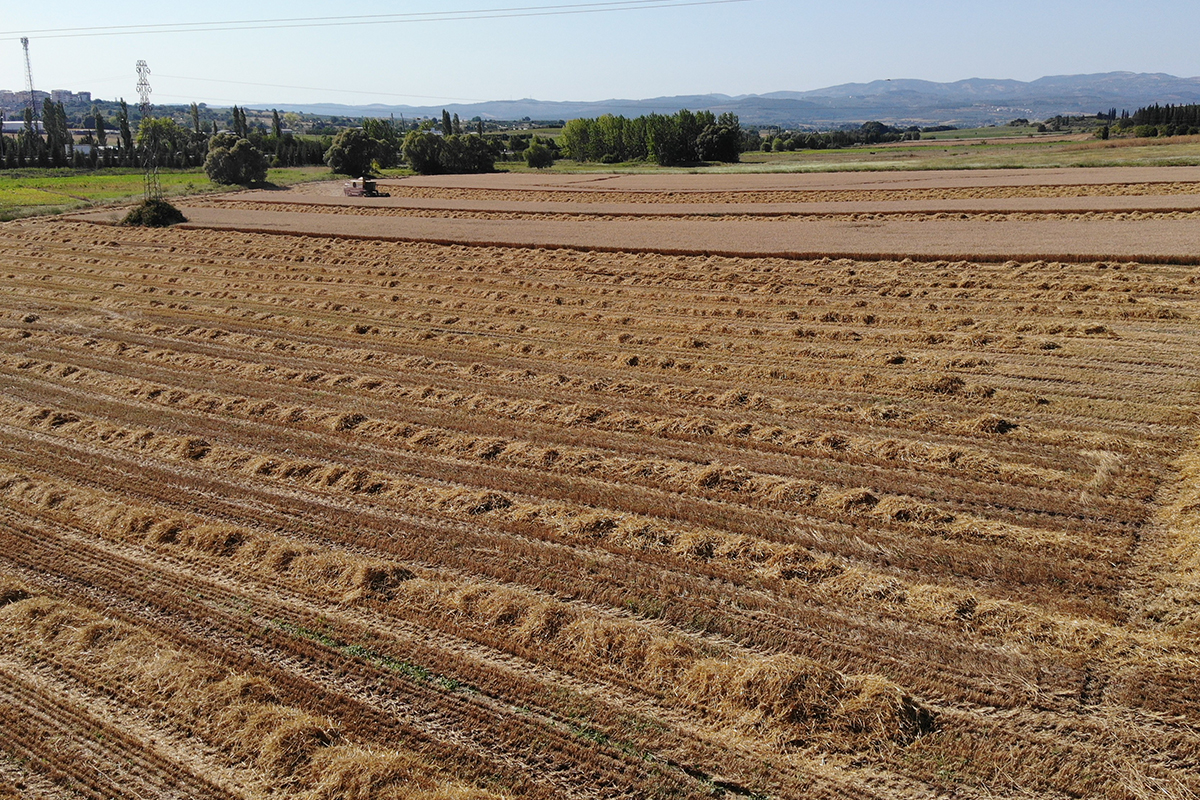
[[135, 60, 162, 201], [21, 37, 38, 124]]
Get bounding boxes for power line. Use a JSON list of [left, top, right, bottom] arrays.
[[155, 74, 489, 104], [6, 0, 674, 34], [1, 0, 753, 40]]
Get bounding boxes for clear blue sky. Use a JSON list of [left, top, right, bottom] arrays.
[[2, 0, 1198, 108]]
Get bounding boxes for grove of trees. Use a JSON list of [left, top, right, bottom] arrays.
[[560, 111, 744, 166], [203, 132, 269, 185], [1125, 103, 1200, 137], [0, 101, 329, 172], [401, 130, 497, 175], [760, 121, 912, 152], [524, 140, 554, 169]]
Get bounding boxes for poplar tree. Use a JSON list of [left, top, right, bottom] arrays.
[[42, 98, 68, 166], [231, 106, 248, 138], [117, 99, 133, 163], [93, 104, 107, 147], [441, 109, 452, 136]]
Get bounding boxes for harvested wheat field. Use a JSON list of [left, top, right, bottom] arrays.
[[74, 166, 1200, 262], [5, 167, 1200, 800]]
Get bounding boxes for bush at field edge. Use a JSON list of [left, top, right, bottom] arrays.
[[122, 199, 188, 227]]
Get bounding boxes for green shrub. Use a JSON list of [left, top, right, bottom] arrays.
[[121, 199, 187, 227], [525, 141, 555, 169], [204, 133, 268, 185], [326, 128, 394, 176]]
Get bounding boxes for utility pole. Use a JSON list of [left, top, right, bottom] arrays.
[[136, 60, 152, 121], [21, 37, 38, 124], [136, 60, 161, 201]]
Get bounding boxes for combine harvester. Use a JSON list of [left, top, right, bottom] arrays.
[[343, 177, 388, 197]]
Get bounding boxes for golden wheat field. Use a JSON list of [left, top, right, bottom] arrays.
[[3, 168, 1200, 800]]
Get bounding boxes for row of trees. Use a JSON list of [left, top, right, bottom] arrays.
[[400, 131, 497, 175], [0, 100, 330, 172], [1124, 103, 1200, 137], [760, 121, 912, 152], [0, 98, 132, 169], [560, 111, 745, 165], [210, 109, 504, 179], [321, 111, 507, 176]]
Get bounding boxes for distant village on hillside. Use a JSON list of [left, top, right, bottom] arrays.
[[0, 88, 92, 114]]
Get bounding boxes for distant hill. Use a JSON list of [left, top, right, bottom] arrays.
[[260, 72, 1200, 128]]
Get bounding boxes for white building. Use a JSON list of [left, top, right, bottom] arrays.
[[1, 120, 45, 134]]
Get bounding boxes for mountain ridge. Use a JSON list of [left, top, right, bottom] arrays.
[[258, 72, 1200, 127]]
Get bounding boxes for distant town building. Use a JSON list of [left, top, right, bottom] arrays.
[[47, 90, 91, 104], [1, 120, 46, 134], [1, 88, 90, 118]]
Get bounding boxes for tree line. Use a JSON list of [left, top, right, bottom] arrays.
[[0, 101, 329, 172], [759, 121, 914, 152], [1125, 103, 1200, 137], [560, 111, 745, 165]]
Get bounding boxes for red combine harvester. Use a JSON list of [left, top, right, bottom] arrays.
[[343, 177, 387, 197]]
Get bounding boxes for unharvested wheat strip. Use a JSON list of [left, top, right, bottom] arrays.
[[184, 199, 1200, 226]]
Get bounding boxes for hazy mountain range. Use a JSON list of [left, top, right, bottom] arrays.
[[262, 72, 1200, 128]]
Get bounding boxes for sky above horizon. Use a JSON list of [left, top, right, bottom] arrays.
[[2, 0, 1198, 109]]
